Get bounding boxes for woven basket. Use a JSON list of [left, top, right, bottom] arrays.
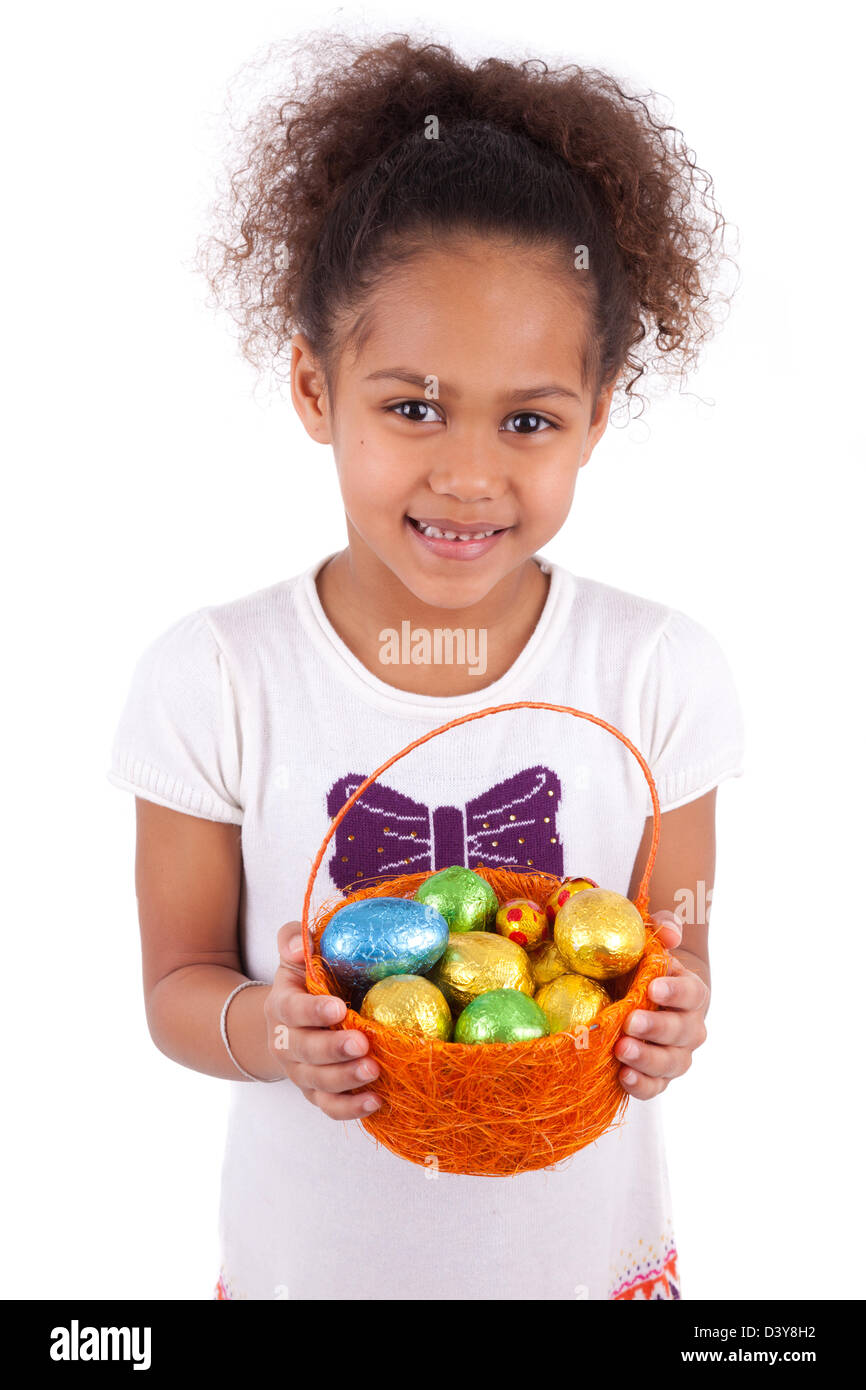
[[302, 700, 669, 1177]]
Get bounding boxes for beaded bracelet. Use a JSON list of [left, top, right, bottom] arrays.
[[220, 979, 284, 1082]]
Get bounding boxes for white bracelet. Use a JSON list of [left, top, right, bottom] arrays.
[[220, 979, 283, 1082]]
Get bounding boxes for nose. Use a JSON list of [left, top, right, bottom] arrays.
[[426, 445, 508, 505]]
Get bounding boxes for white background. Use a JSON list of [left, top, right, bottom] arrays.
[[3, 0, 862, 1300]]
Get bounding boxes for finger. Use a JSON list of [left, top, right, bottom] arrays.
[[619, 1068, 669, 1100], [283, 1021, 371, 1066], [623, 1006, 707, 1049], [306, 1087, 382, 1121], [614, 1036, 694, 1080], [648, 967, 709, 1012], [269, 986, 348, 1030], [273, 930, 344, 1012], [276, 921, 305, 958], [649, 910, 682, 951], [290, 1053, 380, 1095]]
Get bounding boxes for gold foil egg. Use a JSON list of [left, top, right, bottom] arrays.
[[553, 888, 646, 980], [535, 973, 611, 1033], [544, 876, 599, 928], [495, 898, 548, 949], [528, 939, 570, 988], [360, 974, 453, 1041], [428, 931, 534, 1014]]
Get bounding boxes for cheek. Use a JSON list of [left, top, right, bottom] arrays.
[[519, 461, 578, 524], [337, 441, 414, 518]]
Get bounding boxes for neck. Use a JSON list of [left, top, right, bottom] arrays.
[[315, 542, 550, 697]]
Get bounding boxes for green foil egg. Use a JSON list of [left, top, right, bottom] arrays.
[[454, 988, 550, 1044], [414, 866, 499, 933]]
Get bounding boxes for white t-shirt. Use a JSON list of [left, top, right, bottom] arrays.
[[106, 553, 745, 1301]]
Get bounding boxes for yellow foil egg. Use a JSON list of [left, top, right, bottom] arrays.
[[528, 939, 570, 988], [535, 973, 612, 1033], [360, 974, 453, 1041], [553, 888, 646, 980], [428, 931, 534, 1014]]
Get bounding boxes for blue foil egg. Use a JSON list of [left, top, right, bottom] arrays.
[[319, 897, 450, 990]]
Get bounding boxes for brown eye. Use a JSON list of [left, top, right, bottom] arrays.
[[391, 400, 442, 423], [505, 412, 554, 434]]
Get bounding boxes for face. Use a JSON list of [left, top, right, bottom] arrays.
[[291, 233, 614, 611]]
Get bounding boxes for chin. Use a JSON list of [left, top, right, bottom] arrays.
[[401, 564, 506, 612]]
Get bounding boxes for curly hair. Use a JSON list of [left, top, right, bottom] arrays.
[[197, 30, 735, 416]]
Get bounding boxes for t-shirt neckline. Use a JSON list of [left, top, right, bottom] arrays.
[[296, 551, 573, 717]]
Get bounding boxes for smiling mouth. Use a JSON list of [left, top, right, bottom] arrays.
[[406, 516, 510, 541]]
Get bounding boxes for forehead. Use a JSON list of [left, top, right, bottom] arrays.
[[342, 236, 593, 387]]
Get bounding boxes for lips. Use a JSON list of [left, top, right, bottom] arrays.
[[405, 514, 511, 561]]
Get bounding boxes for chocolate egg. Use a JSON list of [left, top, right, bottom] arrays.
[[360, 974, 453, 1041], [553, 888, 645, 980], [428, 931, 534, 1014], [528, 939, 570, 988], [535, 973, 611, 1032], [454, 988, 549, 1044], [414, 866, 498, 933], [495, 898, 548, 949], [320, 897, 449, 990], [544, 876, 599, 927]]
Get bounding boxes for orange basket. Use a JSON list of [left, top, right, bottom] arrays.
[[302, 701, 670, 1176]]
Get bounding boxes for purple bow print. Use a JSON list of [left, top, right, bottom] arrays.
[[325, 764, 564, 893]]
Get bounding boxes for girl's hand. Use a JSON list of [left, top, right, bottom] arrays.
[[264, 921, 382, 1120], [614, 910, 709, 1100]]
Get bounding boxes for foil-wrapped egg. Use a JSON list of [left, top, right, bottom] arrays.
[[414, 866, 498, 933], [454, 988, 550, 1044], [535, 973, 611, 1033], [428, 931, 534, 1014], [320, 897, 449, 991], [553, 888, 645, 980], [544, 876, 599, 927], [360, 974, 453, 1041], [528, 939, 570, 988], [495, 898, 548, 948]]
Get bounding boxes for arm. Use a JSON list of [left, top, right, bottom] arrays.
[[135, 798, 282, 1081], [619, 788, 717, 1098], [628, 786, 715, 1010], [134, 799, 383, 1114]]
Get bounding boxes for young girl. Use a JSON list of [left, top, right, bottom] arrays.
[[106, 33, 744, 1301]]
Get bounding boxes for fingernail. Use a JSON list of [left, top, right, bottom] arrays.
[[652, 980, 671, 1001], [319, 999, 343, 1022], [628, 1014, 648, 1035], [620, 1040, 639, 1059], [343, 1034, 366, 1057], [362, 1098, 380, 1113], [622, 1070, 638, 1085], [356, 1060, 377, 1081]]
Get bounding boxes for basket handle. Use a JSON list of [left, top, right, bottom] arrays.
[[301, 700, 661, 975]]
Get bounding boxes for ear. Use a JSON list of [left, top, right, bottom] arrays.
[[578, 379, 615, 470], [290, 332, 333, 444]]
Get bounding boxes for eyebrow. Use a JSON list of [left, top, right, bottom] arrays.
[[363, 368, 582, 404]]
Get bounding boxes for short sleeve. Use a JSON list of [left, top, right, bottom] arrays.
[[640, 609, 745, 813], [105, 608, 243, 824]]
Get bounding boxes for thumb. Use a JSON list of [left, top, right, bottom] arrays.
[[275, 921, 309, 988], [648, 909, 682, 951]]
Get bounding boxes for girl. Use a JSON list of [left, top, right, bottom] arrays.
[[107, 33, 744, 1301]]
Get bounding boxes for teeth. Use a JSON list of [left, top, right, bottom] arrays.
[[415, 522, 497, 540]]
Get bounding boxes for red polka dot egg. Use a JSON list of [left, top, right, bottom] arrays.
[[544, 876, 599, 927], [495, 898, 548, 949]]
